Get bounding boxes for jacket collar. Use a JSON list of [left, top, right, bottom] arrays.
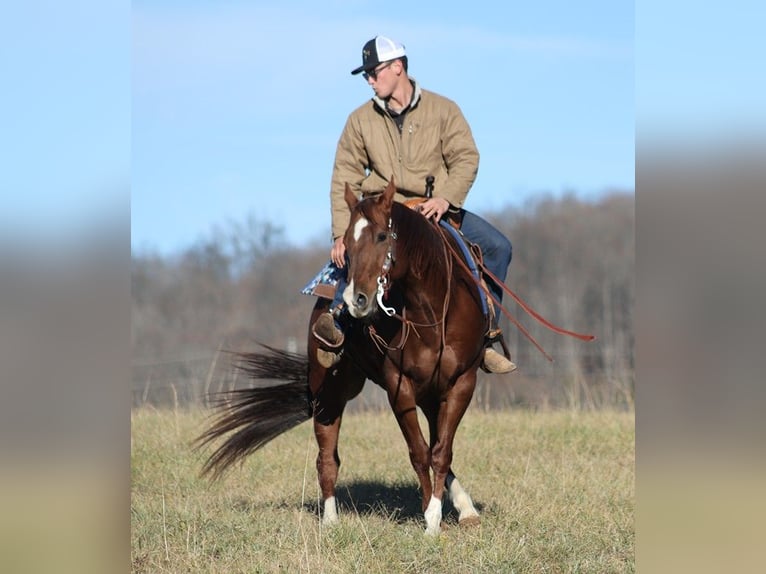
[[372, 78, 422, 115]]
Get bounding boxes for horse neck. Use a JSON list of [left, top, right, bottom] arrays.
[[392, 206, 452, 309]]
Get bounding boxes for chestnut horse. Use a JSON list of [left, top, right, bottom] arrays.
[[197, 179, 489, 535]]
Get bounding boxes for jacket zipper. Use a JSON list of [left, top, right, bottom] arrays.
[[406, 122, 413, 165], [385, 114, 404, 186]]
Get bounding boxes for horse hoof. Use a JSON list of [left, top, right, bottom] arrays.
[[458, 516, 481, 528]]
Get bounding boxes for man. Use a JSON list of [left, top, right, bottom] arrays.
[[313, 35, 515, 374]]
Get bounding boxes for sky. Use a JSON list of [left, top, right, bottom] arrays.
[[5, 2, 763, 256], [130, 0, 635, 254], [0, 1, 130, 248]]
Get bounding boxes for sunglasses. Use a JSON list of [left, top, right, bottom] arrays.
[[363, 61, 393, 81]]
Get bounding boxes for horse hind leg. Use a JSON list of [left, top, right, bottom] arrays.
[[445, 472, 480, 527], [314, 414, 342, 526], [310, 355, 366, 527]]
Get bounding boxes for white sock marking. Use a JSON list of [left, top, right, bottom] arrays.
[[424, 495, 442, 536], [322, 496, 338, 525], [448, 477, 479, 521]]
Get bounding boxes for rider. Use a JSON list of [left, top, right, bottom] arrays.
[[313, 35, 516, 374]]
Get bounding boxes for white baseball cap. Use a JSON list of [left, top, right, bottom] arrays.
[[351, 35, 407, 75]]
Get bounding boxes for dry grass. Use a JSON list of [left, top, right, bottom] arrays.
[[131, 407, 634, 573]]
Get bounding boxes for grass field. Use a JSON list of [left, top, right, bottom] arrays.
[[131, 407, 634, 573]]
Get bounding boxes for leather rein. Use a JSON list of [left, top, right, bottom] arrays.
[[433, 223, 596, 362], [367, 215, 452, 355], [367, 206, 595, 361]]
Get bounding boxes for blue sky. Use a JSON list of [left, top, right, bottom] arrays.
[[0, 0, 766, 253], [131, 0, 635, 254], [636, 0, 765, 141], [4, 2, 765, 255], [0, 1, 130, 245]]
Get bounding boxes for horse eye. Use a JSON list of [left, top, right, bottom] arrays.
[[376, 232, 387, 243]]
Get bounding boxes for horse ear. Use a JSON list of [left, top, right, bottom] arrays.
[[381, 176, 396, 212], [344, 183, 359, 210]]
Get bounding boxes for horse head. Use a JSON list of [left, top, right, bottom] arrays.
[[342, 178, 398, 319]]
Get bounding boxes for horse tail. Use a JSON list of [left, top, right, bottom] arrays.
[[195, 345, 312, 480]]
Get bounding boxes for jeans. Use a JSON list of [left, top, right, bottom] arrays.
[[459, 210, 513, 329], [331, 261, 349, 313], [330, 208, 512, 329]]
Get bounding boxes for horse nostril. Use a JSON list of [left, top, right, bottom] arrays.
[[355, 293, 367, 308]]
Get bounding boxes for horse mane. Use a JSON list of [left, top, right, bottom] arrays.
[[367, 200, 448, 280]]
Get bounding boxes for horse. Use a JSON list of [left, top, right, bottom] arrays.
[[196, 178, 490, 535]]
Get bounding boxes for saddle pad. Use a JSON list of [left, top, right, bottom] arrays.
[[438, 220, 489, 317], [301, 259, 342, 300], [301, 224, 489, 317]]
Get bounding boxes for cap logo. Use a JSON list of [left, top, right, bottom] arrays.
[[351, 36, 404, 76]]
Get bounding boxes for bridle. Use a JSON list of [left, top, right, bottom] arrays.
[[375, 217, 397, 317], [362, 214, 452, 355]]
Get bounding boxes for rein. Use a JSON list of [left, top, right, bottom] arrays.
[[433, 223, 595, 362], [368, 215, 451, 353]]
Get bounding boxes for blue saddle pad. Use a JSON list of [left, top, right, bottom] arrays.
[[301, 224, 488, 317], [301, 259, 342, 299], [438, 220, 489, 317]]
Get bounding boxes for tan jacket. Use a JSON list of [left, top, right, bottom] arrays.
[[330, 80, 480, 239]]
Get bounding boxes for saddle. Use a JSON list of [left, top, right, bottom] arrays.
[[301, 197, 494, 327], [402, 198, 463, 229], [402, 198, 495, 324]]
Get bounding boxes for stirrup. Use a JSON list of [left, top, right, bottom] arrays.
[[485, 328, 511, 357], [485, 328, 503, 344]]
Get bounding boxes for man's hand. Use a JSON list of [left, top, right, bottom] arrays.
[[331, 236, 346, 268], [417, 197, 450, 221]]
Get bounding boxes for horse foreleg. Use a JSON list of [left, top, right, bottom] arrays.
[[445, 472, 480, 526], [400, 408, 440, 535], [423, 406, 480, 526], [420, 399, 447, 536], [430, 372, 479, 532], [388, 390, 436, 534]]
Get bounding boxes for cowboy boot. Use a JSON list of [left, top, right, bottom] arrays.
[[481, 328, 517, 374], [482, 348, 517, 374], [312, 312, 345, 368]]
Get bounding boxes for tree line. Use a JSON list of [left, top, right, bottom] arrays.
[[132, 191, 633, 410]]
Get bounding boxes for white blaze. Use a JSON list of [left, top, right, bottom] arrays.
[[353, 217, 369, 241], [343, 279, 356, 312]]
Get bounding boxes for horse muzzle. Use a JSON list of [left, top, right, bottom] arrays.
[[343, 279, 377, 318]]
